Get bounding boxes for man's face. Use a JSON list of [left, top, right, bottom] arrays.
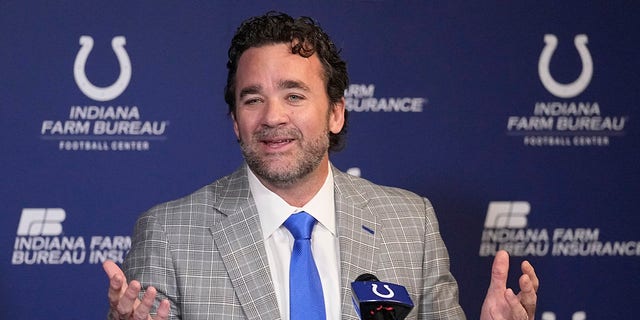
[[232, 43, 345, 187]]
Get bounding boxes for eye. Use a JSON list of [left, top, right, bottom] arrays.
[[287, 94, 305, 103], [243, 97, 263, 105]]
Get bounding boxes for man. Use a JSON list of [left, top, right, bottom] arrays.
[[103, 12, 538, 320]]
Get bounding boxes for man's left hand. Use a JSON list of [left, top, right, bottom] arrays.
[[480, 250, 539, 320]]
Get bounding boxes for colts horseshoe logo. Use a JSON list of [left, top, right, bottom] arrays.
[[371, 284, 395, 299], [538, 34, 593, 98], [74, 36, 131, 101]]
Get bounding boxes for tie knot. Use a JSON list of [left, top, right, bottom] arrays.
[[284, 212, 316, 240]]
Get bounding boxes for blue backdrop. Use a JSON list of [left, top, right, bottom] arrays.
[[2, 1, 638, 319]]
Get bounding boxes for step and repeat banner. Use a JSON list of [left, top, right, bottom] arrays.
[[1, 1, 638, 319]]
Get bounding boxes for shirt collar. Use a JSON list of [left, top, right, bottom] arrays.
[[248, 165, 336, 240]]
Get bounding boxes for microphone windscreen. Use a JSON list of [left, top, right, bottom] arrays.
[[355, 273, 379, 282]]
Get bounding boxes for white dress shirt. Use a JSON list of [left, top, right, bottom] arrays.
[[247, 166, 341, 320]]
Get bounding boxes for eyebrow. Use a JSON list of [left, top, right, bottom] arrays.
[[239, 85, 261, 99], [238, 80, 311, 99], [278, 79, 310, 92]]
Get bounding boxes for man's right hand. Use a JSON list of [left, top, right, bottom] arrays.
[[103, 260, 171, 320]]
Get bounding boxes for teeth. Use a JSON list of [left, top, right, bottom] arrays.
[[264, 139, 291, 145]]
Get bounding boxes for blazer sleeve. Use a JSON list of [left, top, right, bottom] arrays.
[[417, 197, 466, 320], [121, 209, 182, 319]]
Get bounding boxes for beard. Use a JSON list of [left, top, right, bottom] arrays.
[[239, 125, 329, 187]]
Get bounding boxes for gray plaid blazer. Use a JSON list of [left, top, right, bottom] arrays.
[[122, 164, 465, 319]]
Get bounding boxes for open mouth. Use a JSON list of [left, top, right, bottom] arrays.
[[262, 138, 294, 147]]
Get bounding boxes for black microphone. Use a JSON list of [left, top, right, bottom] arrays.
[[351, 273, 414, 320]]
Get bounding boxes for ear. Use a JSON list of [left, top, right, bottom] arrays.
[[329, 98, 346, 134], [231, 112, 240, 139]]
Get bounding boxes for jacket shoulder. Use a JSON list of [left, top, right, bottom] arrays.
[[333, 169, 431, 208], [138, 166, 250, 227]]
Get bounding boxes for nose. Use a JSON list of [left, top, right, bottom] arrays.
[[261, 99, 289, 127]]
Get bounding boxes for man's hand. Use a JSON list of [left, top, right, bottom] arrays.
[[103, 260, 171, 320], [480, 250, 539, 320]]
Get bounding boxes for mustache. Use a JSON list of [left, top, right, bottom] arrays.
[[252, 127, 302, 140]]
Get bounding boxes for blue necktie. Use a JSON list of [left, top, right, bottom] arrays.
[[284, 212, 326, 320]]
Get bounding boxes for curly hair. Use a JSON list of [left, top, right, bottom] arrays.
[[224, 11, 349, 152]]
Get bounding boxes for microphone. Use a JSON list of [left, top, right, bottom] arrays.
[[351, 274, 414, 320]]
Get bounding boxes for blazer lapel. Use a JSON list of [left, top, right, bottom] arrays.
[[208, 166, 380, 319], [333, 169, 380, 320], [209, 166, 281, 320]]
